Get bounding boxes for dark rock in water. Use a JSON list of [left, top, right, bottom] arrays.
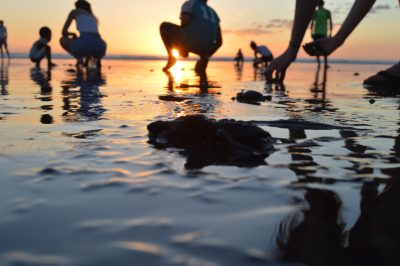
[[354, 72, 360, 76], [235, 90, 270, 105], [147, 115, 275, 169], [369, 99, 375, 104], [39, 168, 60, 175], [159, 95, 194, 102]]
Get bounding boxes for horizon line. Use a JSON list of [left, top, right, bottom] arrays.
[[4, 53, 397, 66]]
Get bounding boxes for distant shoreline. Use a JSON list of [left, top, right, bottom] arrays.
[[5, 53, 397, 66]]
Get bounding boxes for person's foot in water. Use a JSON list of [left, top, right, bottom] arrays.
[[163, 55, 177, 72]]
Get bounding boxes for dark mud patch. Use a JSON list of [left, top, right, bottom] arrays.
[[63, 129, 103, 139], [233, 90, 272, 106], [148, 115, 275, 169], [159, 95, 194, 102]]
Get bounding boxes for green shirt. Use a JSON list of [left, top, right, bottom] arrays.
[[313, 8, 330, 37], [181, 0, 220, 55]]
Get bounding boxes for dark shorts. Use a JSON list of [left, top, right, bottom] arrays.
[[71, 33, 107, 59], [312, 34, 327, 41], [160, 22, 211, 57]]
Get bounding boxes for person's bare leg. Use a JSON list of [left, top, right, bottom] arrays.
[[60, 37, 81, 66], [316, 55, 321, 67], [96, 58, 102, 70], [160, 22, 179, 71], [45, 46, 56, 69], [60, 37, 74, 54], [4, 41, 9, 58], [195, 56, 209, 74], [163, 55, 177, 72]]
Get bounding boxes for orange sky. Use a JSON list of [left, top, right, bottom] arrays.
[[0, 0, 399, 60]]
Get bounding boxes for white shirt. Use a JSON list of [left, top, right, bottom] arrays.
[[257, 45, 272, 57], [76, 15, 99, 33]]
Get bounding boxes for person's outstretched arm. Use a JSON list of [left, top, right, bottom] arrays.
[[310, 13, 316, 37], [311, 0, 376, 56], [328, 11, 333, 37], [62, 11, 77, 38], [266, 0, 319, 82], [333, 0, 376, 48]]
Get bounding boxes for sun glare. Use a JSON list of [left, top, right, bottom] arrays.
[[171, 60, 183, 85], [172, 49, 180, 59]]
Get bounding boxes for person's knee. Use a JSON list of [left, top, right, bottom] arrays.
[[160, 22, 172, 39], [59, 37, 65, 47], [60, 37, 69, 48], [160, 22, 170, 33]]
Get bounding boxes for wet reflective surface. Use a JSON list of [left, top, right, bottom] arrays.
[[0, 59, 400, 266]]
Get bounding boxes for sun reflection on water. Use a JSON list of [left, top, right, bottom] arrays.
[[170, 60, 183, 86]]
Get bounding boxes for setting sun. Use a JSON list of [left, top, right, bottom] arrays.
[[172, 49, 180, 59]]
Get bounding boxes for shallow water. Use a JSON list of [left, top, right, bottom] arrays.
[[1, 59, 400, 266]]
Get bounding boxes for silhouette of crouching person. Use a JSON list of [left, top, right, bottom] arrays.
[[160, 0, 222, 74], [29, 27, 57, 69]]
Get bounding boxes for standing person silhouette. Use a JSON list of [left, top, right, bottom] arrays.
[[266, 0, 400, 87], [310, 1, 332, 67], [234, 49, 244, 66], [60, 0, 107, 69], [160, 0, 223, 74], [0, 21, 10, 59]]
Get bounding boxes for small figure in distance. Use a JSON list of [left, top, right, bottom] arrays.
[[0, 20, 10, 59], [309, 0, 332, 67], [29, 27, 57, 69], [160, 0, 223, 74], [250, 41, 273, 68], [60, 0, 107, 69], [234, 49, 244, 66]]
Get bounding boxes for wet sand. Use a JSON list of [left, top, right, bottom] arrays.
[[0, 59, 399, 266]]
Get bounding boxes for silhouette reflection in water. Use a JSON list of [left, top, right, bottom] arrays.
[[0, 58, 9, 95], [305, 64, 337, 113], [30, 67, 54, 124], [61, 68, 106, 123], [234, 63, 243, 81], [276, 181, 400, 266], [162, 68, 220, 116], [276, 188, 344, 266]]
